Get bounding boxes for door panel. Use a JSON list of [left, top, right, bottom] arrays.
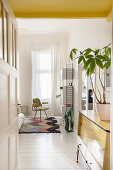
[[0, 138, 8, 170], [0, 73, 8, 130], [0, 0, 18, 170], [9, 76, 17, 122], [9, 133, 16, 170]]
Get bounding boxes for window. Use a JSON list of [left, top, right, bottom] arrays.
[[32, 47, 53, 101], [10, 22, 17, 68], [3, 7, 8, 62], [0, 2, 3, 59], [14, 29, 17, 68], [12, 25, 16, 67], [10, 22, 13, 66]]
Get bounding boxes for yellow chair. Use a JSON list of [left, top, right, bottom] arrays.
[[32, 98, 49, 121]]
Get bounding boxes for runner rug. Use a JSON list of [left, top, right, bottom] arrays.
[[19, 117, 61, 133]]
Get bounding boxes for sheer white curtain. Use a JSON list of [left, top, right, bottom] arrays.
[[32, 46, 54, 115], [32, 44, 61, 116]]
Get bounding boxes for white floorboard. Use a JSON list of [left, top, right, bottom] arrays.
[[18, 132, 88, 169]]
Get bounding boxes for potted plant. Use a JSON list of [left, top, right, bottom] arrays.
[[70, 44, 111, 120]]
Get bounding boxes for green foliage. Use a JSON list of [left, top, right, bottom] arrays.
[[83, 58, 92, 70], [89, 59, 95, 74], [72, 48, 78, 54], [69, 45, 111, 76], [94, 49, 100, 55], [104, 61, 111, 69], [69, 44, 111, 104], [70, 48, 78, 60], [106, 73, 110, 77], [70, 50, 73, 60], [96, 58, 103, 69], [84, 48, 92, 53], [78, 56, 84, 64]]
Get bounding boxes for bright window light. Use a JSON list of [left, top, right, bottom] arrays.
[[32, 47, 53, 101]]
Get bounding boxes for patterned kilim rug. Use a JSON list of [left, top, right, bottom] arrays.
[[19, 117, 61, 133]]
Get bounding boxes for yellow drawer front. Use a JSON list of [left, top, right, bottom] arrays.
[[78, 113, 110, 170]]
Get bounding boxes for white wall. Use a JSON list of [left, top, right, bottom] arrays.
[[19, 33, 68, 114], [67, 19, 112, 127], [19, 19, 112, 118]]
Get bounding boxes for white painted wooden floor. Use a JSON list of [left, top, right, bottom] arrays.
[[19, 132, 87, 170]]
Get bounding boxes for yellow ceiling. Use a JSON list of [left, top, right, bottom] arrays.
[[9, 0, 112, 19]]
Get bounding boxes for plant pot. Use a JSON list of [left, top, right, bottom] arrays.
[[96, 103, 110, 121]]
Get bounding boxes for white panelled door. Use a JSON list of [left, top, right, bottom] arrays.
[[0, 0, 18, 170]]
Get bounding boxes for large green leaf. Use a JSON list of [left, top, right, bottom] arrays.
[[108, 47, 111, 55], [96, 58, 103, 69], [106, 73, 110, 77], [94, 49, 100, 55], [70, 48, 78, 60], [85, 55, 93, 59], [105, 47, 111, 56], [84, 48, 92, 54], [72, 48, 77, 55], [102, 55, 110, 61], [78, 56, 83, 64], [83, 58, 92, 70], [89, 59, 95, 74], [82, 57, 86, 64], [96, 55, 105, 60], [70, 50, 73, 61], [104, 61, 111, 69], [86, 68, 90, 76], [80, 51, 83, 55]]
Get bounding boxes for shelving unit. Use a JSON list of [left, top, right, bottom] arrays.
[[61, 63, 73, 116], [66, 63, 73, 108]]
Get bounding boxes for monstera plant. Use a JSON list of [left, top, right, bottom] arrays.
[[70, 44, 111, 120]]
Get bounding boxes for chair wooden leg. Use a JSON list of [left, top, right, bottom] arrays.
[[34, 111, 37, 120], [40, 110, 41, 122], [44, 110, 48, 118]]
